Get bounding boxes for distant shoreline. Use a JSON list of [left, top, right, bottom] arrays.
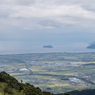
[[1, 45, 95, 55]]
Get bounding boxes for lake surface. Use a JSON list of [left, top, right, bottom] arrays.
[[0, 44, 95, 54]]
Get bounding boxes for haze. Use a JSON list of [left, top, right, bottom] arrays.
[[0, 0, 95, 54]]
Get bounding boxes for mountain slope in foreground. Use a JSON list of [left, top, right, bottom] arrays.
[[0, 71, 54, 95]]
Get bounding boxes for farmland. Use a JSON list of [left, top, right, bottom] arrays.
[[0, 52, 95, 94]]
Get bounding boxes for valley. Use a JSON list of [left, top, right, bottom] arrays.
[[0, 52, 95, 94]]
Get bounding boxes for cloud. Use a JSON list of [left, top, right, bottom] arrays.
[[0, 0, 95, 30], [1, 0, 95, 54]]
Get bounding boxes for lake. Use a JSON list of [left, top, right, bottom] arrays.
[[0, 44, 95, 54]]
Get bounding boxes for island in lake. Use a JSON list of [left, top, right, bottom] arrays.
[[43, 45, 53, 48], [87, 41, 95, 49], [87, 44, 95, 49]]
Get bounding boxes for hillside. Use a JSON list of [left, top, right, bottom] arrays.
[[1, 71, 95, 95], [57, 89, 95, 95], [0, 71, 54, 95]]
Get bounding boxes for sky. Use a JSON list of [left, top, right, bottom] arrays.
[[0, 0, 95, 54]]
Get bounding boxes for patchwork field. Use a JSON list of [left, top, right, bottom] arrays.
[[0, 52, 95, 94]]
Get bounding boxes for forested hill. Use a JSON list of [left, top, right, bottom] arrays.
[[57, 89, 95, 95], [0, 71, 54, 95]]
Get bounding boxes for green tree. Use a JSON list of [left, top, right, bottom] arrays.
[[64, 93, 69, 95], [3, 87, 10, 95]]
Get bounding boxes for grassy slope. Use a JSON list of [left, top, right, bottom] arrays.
[[0, 71, 54, 95], [0, 82, 23, 95]]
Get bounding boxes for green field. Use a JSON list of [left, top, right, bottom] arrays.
[[0, 52, 95, 94]]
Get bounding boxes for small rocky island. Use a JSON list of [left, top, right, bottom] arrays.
[[43, 45, 53, 48]]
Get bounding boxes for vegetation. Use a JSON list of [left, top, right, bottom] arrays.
[[1, 52, 95, 62], [57, 89, 95, 95], [0, 71, 54, 95], [1, 71, 95, 95], [1, 52, 95, 93]]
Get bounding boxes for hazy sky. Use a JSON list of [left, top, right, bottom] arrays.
[[0, 0, 95, 54]]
